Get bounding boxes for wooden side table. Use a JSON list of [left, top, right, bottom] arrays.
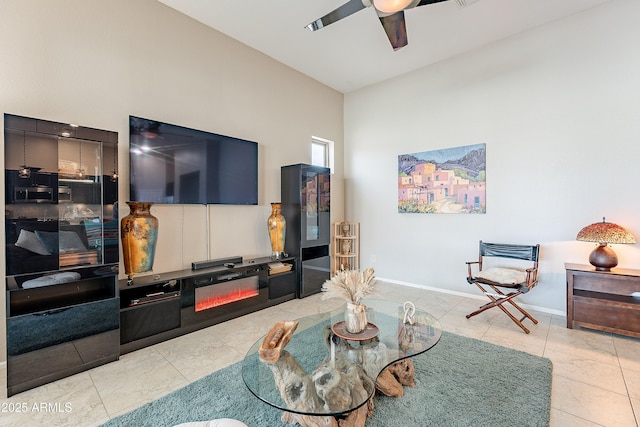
[[566, 263, 640, 338]]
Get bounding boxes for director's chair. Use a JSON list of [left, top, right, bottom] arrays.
[[465, 241, 540, 334]]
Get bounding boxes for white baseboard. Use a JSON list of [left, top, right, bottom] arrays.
[[377, 276, 566, 317]]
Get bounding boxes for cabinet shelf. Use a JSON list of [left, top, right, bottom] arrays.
[[8, 273, 117, 317], [119, 279, 180, 309], [333, 222, 359, 274], [269, 269, 295, 277], [573, 289, 640, 307], [58, 178, 99, 184]]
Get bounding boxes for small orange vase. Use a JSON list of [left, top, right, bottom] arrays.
[[267, 202, 286, 259], [120, 202, 158, 280]]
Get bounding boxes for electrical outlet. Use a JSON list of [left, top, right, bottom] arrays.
[[370, 254, 376, 263]]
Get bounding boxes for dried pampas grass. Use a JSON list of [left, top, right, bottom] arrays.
[[321, 267, 377, 305]]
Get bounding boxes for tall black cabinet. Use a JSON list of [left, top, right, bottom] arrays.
[[4, 114, 119, 396], [281, 164, 331, 297]]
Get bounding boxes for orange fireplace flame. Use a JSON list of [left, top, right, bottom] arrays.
[[195, 288, 259, 312]]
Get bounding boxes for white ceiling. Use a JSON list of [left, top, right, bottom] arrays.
[[157, 0, 613, 93]]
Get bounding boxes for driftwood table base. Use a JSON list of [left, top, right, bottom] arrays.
[[280, 395, 374, 427], [278, 359, 414, 427], [375, 358, 415, 398], [259, 321, 416, 427]]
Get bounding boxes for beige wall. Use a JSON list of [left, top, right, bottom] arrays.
[[344, 0, 640, 313], [0, 0, 344, 362]]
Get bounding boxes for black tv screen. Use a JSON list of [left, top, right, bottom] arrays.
[[129, 116, 258, 205]]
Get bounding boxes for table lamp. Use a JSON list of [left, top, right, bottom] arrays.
[[576, 217, 636, 271]]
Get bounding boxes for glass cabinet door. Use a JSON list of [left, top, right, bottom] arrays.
[[4, 114, 118, 276], [102, 141, 119, 265], [300, 165, 331, 247], [58, 138, 103, 267], [302, 170, 320, 242]]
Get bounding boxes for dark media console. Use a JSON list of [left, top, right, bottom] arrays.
[[119, 256, 297, 354]]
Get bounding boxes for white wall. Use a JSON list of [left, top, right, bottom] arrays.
[[0, 0, 344, 361], [344, 0, 640, 313]]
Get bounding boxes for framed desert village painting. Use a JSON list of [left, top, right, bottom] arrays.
[[398, 143, 486, 214]]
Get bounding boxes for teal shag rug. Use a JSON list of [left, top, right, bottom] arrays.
[[101, 331, 552, 427]]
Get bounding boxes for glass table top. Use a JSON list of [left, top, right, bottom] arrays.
[[241, 299, 441, 417]]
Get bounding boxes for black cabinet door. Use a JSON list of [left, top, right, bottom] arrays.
[[282, 164, 331, 249], [7, 297, 120, 396]]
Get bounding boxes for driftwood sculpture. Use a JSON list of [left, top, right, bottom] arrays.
[[259, 321, 299, 363], [258, 322, 416, 427]]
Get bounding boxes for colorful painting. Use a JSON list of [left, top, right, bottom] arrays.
[[398, 143, 486, 214]]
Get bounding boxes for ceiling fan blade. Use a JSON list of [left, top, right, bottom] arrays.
[[416, 0, 449, 6], [379, 11, 408, 51], [454, 0, 481, 6], [306, 0, 368, 31]]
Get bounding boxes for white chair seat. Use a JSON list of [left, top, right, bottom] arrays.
[[474, 267, 527, 285]]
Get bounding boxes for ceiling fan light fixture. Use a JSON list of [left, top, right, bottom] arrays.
[[373, 0, 413, 13]]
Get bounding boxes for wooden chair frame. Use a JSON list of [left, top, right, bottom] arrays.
[[465, 241, 540, 334]]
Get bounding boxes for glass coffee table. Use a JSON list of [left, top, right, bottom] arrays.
[[241, 299, 441, 426]]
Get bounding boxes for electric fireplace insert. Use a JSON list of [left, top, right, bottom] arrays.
[[181, 265, 266, 327]]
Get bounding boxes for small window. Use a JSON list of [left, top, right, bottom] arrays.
[[311, 137, 333, 171], [311, 139, 328, 168]]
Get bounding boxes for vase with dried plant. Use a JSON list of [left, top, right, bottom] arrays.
[[321, 267, 378, 333]]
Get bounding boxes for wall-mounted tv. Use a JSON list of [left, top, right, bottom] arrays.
[[129, 116, 258, 205]]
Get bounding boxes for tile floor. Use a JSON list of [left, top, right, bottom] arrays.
[[0, 282, 638, 426]]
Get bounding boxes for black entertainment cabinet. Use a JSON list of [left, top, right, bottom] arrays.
[[4, 114, 120, 396], [281, 164, 331, 298], [119, 256, 297, 354]]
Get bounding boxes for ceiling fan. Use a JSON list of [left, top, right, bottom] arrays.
[[306, 0, 479, 51]]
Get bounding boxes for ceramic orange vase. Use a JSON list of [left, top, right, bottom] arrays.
[[121, 202, 158, 280], [267, 202, 286, 259]]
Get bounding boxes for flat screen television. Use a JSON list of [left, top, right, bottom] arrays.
[[129, 116, 258, 205]]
